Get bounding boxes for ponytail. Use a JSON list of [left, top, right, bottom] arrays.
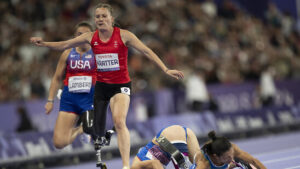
[[208, 130, 217, 141]]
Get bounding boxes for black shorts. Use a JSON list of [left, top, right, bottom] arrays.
[[94, 81, 131, 101]]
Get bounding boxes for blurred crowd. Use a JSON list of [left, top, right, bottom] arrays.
[[1, 0, 300, 102]]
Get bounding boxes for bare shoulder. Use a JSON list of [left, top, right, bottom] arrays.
[[62, 48, 72, 55], [231, 143, 239, 150], [120, 29, 135, 44], [231, 142, 243, 155], [60, 48, 72, 59], [120, 28, 132, 35]]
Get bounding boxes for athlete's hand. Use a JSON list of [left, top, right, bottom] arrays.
[[30, 37, 46, 47], [228, 162, 237, 169], [45, 102, 53, 115], [165, 69, 184, 80]]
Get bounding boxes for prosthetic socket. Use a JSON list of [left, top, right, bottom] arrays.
[[82, 100, 109, 139]]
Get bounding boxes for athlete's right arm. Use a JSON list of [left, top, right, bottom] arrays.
[[30, 32, 93, 51], [193, 151, 209, 169], [45, 50, 69, 114]]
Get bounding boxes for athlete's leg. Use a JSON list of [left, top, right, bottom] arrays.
[[131, 156, 164, 169], [93, 99, 109, 138], [53, 111, 81, 149], [82, 109, 95, 135], [110, 93, 130, 168], [186, 128, 201, 163]]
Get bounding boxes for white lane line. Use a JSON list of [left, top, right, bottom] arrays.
[[285, 165, 300, 169], [263, 155, 300, 164], [254, 147, 300, 157]]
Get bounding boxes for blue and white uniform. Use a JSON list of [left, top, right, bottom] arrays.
[[137, 126, 192, 169], [201, 146, 228, 169], [59, 48, 96, 115], [189, 145, 229, 169]]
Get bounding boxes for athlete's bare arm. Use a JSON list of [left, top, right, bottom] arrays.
[[232, 143, 267, 169], [194, 151, 210, 169], [30, 32, 93, 51], [45, 49, 69, 114], [120, 29, 184, 80]]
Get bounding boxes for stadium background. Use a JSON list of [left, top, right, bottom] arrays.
[[1, 0, 300, 168]]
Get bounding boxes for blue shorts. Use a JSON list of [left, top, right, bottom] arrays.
[[137, 142, 171, 166], [137, 141, 191, 168], [59, 86, 94, 115]]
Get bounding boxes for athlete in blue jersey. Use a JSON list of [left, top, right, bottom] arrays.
[[131, 125, 200, 169], [190, 131, 266, 169], [44, 21, 96, 149]]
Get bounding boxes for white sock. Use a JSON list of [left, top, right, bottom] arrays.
[[122, 166, 129, 169]]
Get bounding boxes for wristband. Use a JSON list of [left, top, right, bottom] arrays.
[[47, 100, 54, 103]]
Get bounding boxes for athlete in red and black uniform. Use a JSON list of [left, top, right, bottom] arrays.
[[90, 26, 133, 158], [31, 3, 184, 168], [91, 27, 130, 84], [44, 22, 95, 149]]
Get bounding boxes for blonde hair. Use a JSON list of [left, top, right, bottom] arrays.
[[94, 3, 116, 26], [95, 3, 113, 16]]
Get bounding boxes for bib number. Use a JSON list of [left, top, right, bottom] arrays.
[[68, 76, 92, 93], [96, 53, 120, 72]]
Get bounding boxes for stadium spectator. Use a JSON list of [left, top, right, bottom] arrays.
[[0, 0, 299, 104]]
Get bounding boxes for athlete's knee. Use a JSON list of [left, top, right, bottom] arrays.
[[113, 117, 127, 130], [152, 160, 164, 169], [130, 162, 142, 169], [53, 135, 68, 149], [53, 141, 67, 149], [130, 165, 138, 169]]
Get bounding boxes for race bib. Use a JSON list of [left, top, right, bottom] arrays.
[[96, 53, 120, 72], [121, 87, 130, 95], [68, 76, 92, 93]]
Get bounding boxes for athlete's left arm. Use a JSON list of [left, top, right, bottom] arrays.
[[232, 143, 267, 169], [120, 29, 184, 80]]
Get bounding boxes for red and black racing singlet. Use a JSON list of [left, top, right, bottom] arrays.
[[91, 27, 130, 84]]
